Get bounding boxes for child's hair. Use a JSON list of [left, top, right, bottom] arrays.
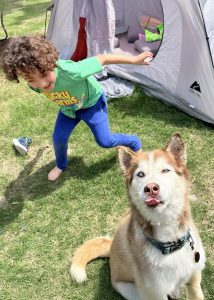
[[2, 35, 58, 82]]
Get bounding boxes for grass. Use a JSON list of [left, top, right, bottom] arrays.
[[0, 1, 213, 299]]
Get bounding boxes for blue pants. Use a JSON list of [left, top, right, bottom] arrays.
[[52, 94, 142, 170]]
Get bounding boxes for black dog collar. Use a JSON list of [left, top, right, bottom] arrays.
[[146, 229, 193, 255]]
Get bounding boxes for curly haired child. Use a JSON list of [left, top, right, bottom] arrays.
[[2, 35, 153, 181]]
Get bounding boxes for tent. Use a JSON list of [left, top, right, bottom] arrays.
[[46, 0, 214, 125]]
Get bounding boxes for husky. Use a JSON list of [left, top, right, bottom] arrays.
[[70, 134, 205, 300]]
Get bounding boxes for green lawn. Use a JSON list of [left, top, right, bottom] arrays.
[[0, 1, 213, 299]]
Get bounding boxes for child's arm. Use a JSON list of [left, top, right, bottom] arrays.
[[96, 51, 153, 66]]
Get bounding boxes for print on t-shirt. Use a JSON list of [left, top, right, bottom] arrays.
[[43, 90, 80, 106]]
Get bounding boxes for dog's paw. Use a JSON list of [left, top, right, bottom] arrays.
[[187, 286, 204, 300]]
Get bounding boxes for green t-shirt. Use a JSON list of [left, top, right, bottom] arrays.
[[30, 57, 103, 118], [145, 24, 164, 42]]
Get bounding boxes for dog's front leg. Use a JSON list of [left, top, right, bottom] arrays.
[[112, 281, 142, 300], [136, 284, 168, 300], [186, 270, 204, 300]]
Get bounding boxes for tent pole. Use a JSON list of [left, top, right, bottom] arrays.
[[0, 10, 8, 40]]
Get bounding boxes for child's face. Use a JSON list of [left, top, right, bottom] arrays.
[[22, 70, 56, 91]]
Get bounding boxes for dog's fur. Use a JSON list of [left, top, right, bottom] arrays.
[[70, 134, 205, 300]]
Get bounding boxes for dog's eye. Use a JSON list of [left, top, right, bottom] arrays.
[[137, 171, 145, 178], [162, 169, 170, 173]]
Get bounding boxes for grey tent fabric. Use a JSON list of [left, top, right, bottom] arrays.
[[98, 76, 135, 100], [47, 0, 214, 125], [203, 0, 214, 63], [47, 0, 115, 59], [86, 0, 115, 57]]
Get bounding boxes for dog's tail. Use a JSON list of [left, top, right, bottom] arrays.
[[70, 236, 112, 283]]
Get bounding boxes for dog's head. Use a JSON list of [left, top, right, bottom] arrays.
[[117, 134, 190, 223]]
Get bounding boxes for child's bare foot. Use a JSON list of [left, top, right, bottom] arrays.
[[48, 166, 62, 181]]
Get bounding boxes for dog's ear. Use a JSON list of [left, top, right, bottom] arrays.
[[164, 134, 187, 164], [116, 146, 135, 174]]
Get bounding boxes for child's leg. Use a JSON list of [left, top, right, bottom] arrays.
[[49, 110, 80, 180], [91, 122, 142, 151], [79, 94, 142, 152]]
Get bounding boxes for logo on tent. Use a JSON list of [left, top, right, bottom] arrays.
[[189, 81, 201, 96]]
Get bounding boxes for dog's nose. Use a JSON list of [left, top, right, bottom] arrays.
[[144, 183, 160, 196]]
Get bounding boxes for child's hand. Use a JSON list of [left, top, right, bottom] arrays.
[[96, 52, 153, 66], [132, 51, 153, 65]]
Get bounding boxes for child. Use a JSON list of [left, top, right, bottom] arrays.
[[2, 35, 153, 181]]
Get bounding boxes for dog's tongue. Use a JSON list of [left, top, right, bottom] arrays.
[[145, 197, 160, 207]]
